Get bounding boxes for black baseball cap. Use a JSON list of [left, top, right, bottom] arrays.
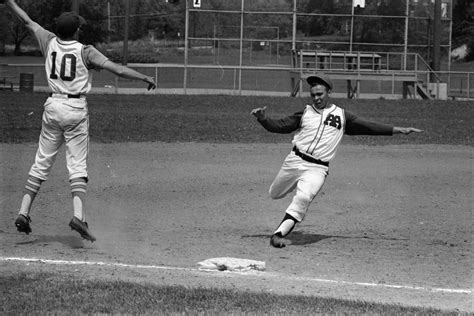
[[55, 12, 86, 38], [306, 73, 333, 90]]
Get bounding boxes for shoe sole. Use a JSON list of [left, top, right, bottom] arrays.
[[15, 225, 31, 234], [69, 221, 96, 242]]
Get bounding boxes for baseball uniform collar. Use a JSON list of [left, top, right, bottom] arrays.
[[310, 103, 334, 113], [56, 38, 79, 45]]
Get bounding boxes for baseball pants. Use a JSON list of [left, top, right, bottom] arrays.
[[269, 151, 328, 222], [29, 96, 89, 181]]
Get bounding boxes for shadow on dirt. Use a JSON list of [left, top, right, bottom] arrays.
[[286, 231, 333, 245], [242, 232, 332, 245], [242, 231, 409, 246], [15, 235, 84, 248]]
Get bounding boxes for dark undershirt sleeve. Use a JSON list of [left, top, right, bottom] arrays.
[[345, 110, 394, 135], [257, 111, 303, 134]]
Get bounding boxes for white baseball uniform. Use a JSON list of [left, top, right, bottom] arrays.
[[28, 24, 108, 181], [258, 103, 394, 222]]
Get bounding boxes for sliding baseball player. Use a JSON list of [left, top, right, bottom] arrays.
[[251, 73, 423, 248]]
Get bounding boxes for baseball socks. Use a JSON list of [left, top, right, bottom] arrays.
[[15, 176, 43, 234], [18, 176, 42, 216], [70, 177, 87, 221], [270, 213, 298, 248]]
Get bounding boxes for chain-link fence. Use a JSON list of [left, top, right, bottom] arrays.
[[175, 0, 467, 98], [184, 0, 452, 65], [2, 0, 472, 99]]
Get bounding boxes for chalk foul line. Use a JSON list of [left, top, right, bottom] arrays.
[[1, 256, 471, 295]]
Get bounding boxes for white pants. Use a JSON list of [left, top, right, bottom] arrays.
[[269, 151, 328, 222], [29, 96, 89, 181]]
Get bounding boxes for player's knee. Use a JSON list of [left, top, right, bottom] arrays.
[[269, 188, 285, 200]]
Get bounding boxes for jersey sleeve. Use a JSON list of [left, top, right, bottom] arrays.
[[83, 45, 109, 69], [33, 25, 56, 56], [344, 110, 394, 135], [257, 111, 303, 134]]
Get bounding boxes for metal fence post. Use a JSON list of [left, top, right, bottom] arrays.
[[184, 0, 189, 94], [238, 0, 244, 95]]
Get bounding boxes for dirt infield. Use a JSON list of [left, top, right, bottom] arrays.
[[0, 142, 472, 311]]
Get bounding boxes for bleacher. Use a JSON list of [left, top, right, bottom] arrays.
[[290, 49, 437, 100]]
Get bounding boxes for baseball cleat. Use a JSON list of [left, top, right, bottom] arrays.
[[69, 217, 96, 242], [270, 234, 287, 248], [15, 214, 32, 234]]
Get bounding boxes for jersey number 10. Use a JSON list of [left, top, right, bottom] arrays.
[[49, 52, 76, 81]]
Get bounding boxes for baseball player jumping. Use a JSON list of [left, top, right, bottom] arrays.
[[7, 0, 156, 242], [251, 73, 423, 248]]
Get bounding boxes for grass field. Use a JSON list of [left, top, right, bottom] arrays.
[[1, 91, 472, 145], [0, 91, 472, 314], [1, 270, 454, 315]]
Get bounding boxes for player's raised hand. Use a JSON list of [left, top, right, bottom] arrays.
[[393, 127, 424, 134], [251, 106, 267, 119], [144, 76, 156, 90]]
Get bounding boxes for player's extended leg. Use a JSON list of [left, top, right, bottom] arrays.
[[16, 112, 63, 234], [63, 110, 95, 242], [270, 165, 327, 248], [267, 155, 302, 247]]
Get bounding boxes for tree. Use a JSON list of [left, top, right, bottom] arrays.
[[4, 0, 106, 55], [79, 0, 107, 45], [6, 0, 64, 55], [452, 0, 474, 61], [302, 0, 335, 37], [147, 0, 185, 40]]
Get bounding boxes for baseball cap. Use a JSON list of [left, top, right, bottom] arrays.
[[55, 12, 86, 38], [306, 73, 333, 90]]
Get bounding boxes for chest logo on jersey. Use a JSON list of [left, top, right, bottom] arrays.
[[324, 114, 342, 129]]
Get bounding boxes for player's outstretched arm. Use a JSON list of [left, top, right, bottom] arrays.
[[393, 127, 424, 134], [251, 106, 267, 119], [6, 0, 40, 32], [101, 60, 156, 90]]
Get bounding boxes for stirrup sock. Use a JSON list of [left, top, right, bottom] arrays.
[[71, 178, 87, 221], [19, 176, 43, 216], [274, 213, 298, 237]]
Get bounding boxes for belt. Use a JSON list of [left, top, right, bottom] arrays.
[[292, 146, 329, 167], [50, 93, 83, 99]]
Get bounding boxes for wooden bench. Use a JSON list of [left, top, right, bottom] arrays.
[[293, 50, 383, 71], [289, 70, 420, 99], [0, 76, 15, 91]]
